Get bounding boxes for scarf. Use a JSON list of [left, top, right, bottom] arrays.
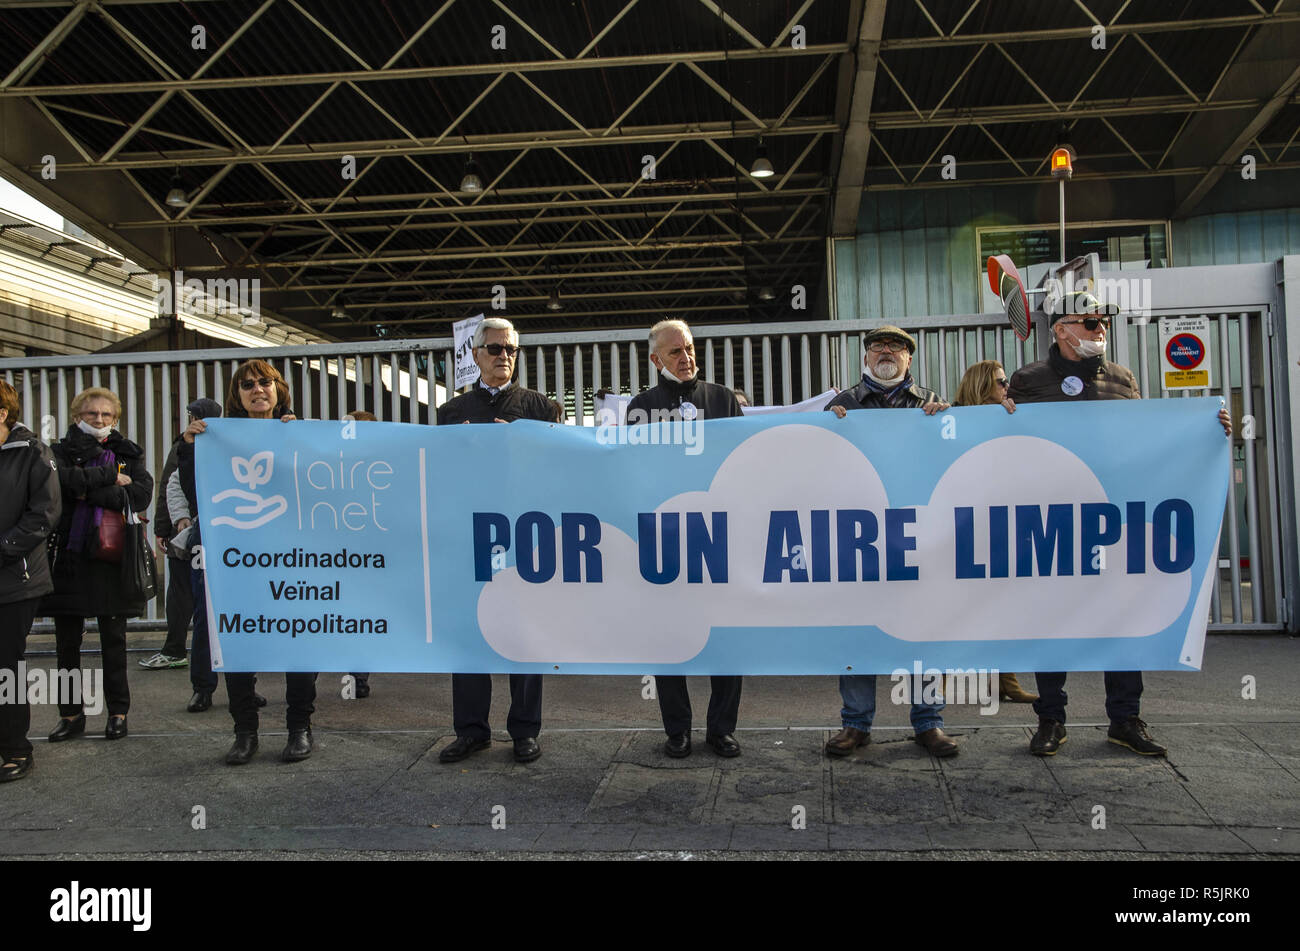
[[67, 442, 118, 555], [858, 372, 917, 408]]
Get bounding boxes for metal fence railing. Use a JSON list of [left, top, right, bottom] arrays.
[[2, 308, 1288, 634]]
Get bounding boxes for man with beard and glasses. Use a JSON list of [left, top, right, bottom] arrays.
[[1009, 291, 1231, 758], [822, 325, 961, 760]]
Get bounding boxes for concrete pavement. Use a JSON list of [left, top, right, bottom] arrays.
[[3, 633, 1297, 859]]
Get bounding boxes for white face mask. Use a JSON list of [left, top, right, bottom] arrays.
[[660, 367, 687, 384], [77, 419, 113, 440], [1063, 327, 1107, 359]]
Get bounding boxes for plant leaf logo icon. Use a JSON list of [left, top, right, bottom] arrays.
[[231, 451, 274, 489]]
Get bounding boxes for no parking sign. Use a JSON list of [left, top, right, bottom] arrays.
[[1158, 316, 1212, 390]]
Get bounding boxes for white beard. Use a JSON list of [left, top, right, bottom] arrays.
[[864, 361, 904, 386]]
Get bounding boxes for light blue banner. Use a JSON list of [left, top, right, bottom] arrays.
[[195, 398, 1229, 675]]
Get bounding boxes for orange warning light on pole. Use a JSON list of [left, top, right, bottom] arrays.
[[1050, 146, 1073, 180]]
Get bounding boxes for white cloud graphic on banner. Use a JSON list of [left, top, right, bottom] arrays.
[[477, 426, 1190, 662]]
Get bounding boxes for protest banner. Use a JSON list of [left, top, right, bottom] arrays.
[[195, 399, 1228, 675]]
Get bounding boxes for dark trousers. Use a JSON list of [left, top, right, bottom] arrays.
[[1032, 671, 1143, 726], [0, 598, 40, 758], [160, 555, 193, 658], [53, 613, 130, 717], [656, 675, 742, 737], [226, 672, 318, 734], [189, 567, 217, 693], [452, 673, 542, 741]]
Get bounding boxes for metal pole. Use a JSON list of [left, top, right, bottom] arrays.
[[1059, 178, 1065, 265]]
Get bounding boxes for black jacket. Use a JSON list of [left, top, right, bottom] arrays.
[[437, 383, 554, 425], [0, 424, 62, 605], [626, 374, 744, 421], [1008, 345, 1140, 404], [40, 426, 154, 618], [824, 375, 945, 412], [153, 435, 183, 541]]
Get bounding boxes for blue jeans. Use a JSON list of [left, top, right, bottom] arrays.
[[839, 674, 944, 734]]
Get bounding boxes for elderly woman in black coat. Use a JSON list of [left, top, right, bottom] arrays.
[[42, 387, 153, 743], [0, 381, 61, 781]]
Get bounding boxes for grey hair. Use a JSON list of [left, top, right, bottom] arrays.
[[472, 317, 518, 348], [648, 318, 691, 352]]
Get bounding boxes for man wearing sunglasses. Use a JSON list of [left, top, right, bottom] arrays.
[[1008, 291, 1232, 758], [436, 317, 551, 764], [823, 325, 961, 760]]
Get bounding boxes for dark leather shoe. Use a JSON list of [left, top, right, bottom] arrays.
[[48, 715, 86, 743], [706, 733, 741, 757], [105, 716, 128, 741], [439, 735, 491, 763], [513, 737, 541, 763], [187, 691, 212, 713], [254, 692, 268, 708], [825, 726, 870, 757], [282, 729, 313, 762], [1030, 718, 1067, 756], [915, 727, 959, 758], [225, 732, 258, 765], [663, 733, 692, 758], [0, 755, 33, 783], [1107, 717, 1166, 756]]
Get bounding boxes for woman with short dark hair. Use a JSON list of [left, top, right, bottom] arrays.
[[42, 386, 154, 743], [180, 360, 319, 764], [0, 381, 62, 781]]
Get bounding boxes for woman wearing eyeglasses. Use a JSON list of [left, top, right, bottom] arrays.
[[952, 360, 1036, 704], [178, 360, 318, 765], [42, 387, 154, 744]]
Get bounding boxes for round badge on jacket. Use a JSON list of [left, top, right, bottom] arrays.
[[1061, 376, 1084, 397], [679, 401, 698, 420]]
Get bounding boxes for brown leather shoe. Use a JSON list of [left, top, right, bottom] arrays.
[[825, 726, 870, 757], [999, 673, 1038, 703], [914, 727, 959, 758]]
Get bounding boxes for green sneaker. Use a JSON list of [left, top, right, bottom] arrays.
[[139, 652, 188, 670]]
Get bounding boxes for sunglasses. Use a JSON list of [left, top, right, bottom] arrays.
[[238, 377, 275, 391], [1061, 317, 1110, 331], [481, 343, 519, 357], [867, 340, 908, 354], [995, 377, 1009, 387]]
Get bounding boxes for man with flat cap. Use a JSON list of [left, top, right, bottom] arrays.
[[627, 318, 745, 759], [1009, 291, 1232, 758], [823, 325, 961, 759], [437, 316, 550, 765]]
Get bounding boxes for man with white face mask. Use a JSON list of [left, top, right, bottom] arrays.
[[823, 326, 959, 759], [1008, 291, 1232, 757]]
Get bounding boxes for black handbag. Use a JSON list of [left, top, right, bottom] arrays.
[[120, 508, 158, 602]]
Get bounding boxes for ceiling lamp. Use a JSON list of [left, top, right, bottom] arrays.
[[546, 287, 563, 311], [460, 154, 484, 194], [331, 306, 347, 320], [164, 171, 188, 208], [757, 286, 776, 301], [750, 140, 775, 179]]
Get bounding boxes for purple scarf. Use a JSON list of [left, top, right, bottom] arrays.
[[67, 443, 118, 554]]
